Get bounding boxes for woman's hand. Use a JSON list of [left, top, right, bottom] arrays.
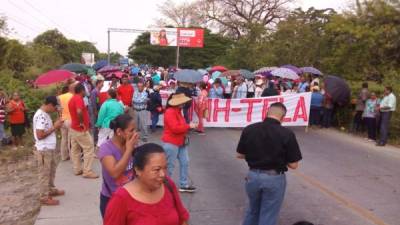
[[126, 131, 140, 153]]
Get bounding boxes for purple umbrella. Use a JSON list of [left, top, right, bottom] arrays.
[[98, 65, 121, 74], [301, 67, 323, 76], [281, 65, 302, 75], [254, 67, 278, 75], [271, 68, 299, 80]]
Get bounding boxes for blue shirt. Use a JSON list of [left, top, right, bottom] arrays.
[[298, 82, 309, 93], [311, 92, 324, 107], [209, 86, 224, 99]]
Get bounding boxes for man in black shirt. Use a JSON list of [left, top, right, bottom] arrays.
[[236, 102, 302, 225]]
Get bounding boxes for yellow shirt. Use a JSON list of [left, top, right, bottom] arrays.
[[58, 92, 73, 120]]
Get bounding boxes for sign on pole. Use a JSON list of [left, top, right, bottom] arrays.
[[150, 28, 204, 48]]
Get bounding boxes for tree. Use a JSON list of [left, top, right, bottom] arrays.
[[98, 52, 123, 64], [197, 0, 292, 39], [4, 40, 32, 76], [156, 0, 205, 27], [33, 29, 71, 63]]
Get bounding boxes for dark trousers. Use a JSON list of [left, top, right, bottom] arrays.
[[183, 107, 190, 124], [100, 194, 110, 219], [150, 111, 160, 131], [224, 93, 231, 99], [310, 106, 322, 126], [352, 111, 364, 132], [364, 117, 377, 140], [247, 92, 255, 98], [322, 108, 333, 128], [379, 111, 392, 145]]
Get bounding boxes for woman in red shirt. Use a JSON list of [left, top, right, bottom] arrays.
[[161, 94, 197, 193], [103, 143, 189, 225], [6, 92, 26, 149], [195, 82, 208, 134]]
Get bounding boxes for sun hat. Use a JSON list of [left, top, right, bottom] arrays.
[[168, 93, 192, 106]]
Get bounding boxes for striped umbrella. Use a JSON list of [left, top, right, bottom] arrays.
[[254, 67, 278, 75], [271, 68, 299, 80], [281, 64, 302, 75], [301, 67, 323, 76]]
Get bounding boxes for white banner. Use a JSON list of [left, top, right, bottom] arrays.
[[150, 28, 178, 46], [159, 92, 311, 127]]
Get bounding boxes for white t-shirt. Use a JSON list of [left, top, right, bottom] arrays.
[[33, 109, 56, 151]]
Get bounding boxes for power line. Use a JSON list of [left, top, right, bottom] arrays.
[[5, 15, 41, 33], [7, 0, 51, 30], [22, 0, 75, 37]]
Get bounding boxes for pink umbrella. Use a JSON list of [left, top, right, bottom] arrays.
[[106, 71, 125, 79], [34, 70, 75, 87], [208, 65, 228, 73], [98, 65, 121, 74]]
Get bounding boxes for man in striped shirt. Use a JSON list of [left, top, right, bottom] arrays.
[[0, 88, 7, 142]]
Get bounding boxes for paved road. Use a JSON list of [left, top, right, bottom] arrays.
[[34, 128, 400, 225]]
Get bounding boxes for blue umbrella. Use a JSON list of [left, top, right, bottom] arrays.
[[197, 69, 208, 75], [301, 67, 323, 76], [271, 68, 299, 80], [174, 69, 203, 83], [239, 69, 255, 79], [93, 60, 108, 71], [131, 67, 140, 75]]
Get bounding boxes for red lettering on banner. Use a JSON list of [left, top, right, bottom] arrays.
[[278, 98, 292, 123], [206, 98, 212, 122], [293, 97, 308, 122], [240, 99, 262, 122], [262, 98, 278, 120], [213, 99, 231, 122]]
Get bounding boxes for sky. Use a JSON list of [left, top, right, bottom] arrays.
[[1, 0, 352, 57]]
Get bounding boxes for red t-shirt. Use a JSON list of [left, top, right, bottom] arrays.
[[68, 95, 90, 132], [117, 84, 134, 107], [8, 100, 25, 124], [104, 178, 189, 225]]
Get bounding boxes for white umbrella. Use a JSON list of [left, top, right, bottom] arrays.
[[271, 68, 299, 80]]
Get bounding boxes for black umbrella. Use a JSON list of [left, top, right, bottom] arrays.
[[324, 75, 351, 106]]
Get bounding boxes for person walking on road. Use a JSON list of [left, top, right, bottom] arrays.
[[33, 96, 65, 205], [147, 85, 163, 133], [68, 83, 99, 179], [98, 114, 139, 218], [117, 74, 135, 117], [162, 93, 198, 193], [90, 78, 104, 145], [195, 82, 209, 134], [132, 81, 149, 142], [236, 102, 302, 225], [104, 143, 190, 225], [96, 89, 125, 147], [377, 86, 396, 146]]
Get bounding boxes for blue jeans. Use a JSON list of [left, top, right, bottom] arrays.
[[150, 111, 160, 131], [0, 123, 4, 141], [243, 170, 286, 225], [163, 142, 189, 188]]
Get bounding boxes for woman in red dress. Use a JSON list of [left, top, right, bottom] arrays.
[[104, 143, 189, 225], [195, 82, 209, 134]]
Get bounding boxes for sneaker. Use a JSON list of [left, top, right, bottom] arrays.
[[179, 186, 196, 193], [83, 171, 99, 179], [49, 189, 65, 197], [40, 197, 59, 206]]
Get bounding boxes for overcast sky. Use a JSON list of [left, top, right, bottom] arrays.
[[1, 0, 352, 57]]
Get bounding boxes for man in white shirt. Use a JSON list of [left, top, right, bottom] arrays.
[[377, 86, 397, 146], [33, 96, 64, 205]]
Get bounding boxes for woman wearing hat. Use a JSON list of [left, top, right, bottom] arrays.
[[162, 93, 198, 193]]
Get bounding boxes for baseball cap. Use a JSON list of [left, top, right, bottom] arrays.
[[45, 96, 59, 107]]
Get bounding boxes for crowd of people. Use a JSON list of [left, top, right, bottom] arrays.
[[0, 65, 397, 225]]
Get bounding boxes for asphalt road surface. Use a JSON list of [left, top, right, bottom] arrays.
[[35, 128, 400, 225]]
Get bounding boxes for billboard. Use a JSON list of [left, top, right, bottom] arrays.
[[150, 28, 178, 47], [150, 28, 204, 48]]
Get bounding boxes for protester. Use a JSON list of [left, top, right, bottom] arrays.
[[353, 82, 369, 132], [246, 79, 256, 98], [322, 92, 334, 128], [132, 81, 149, 142], [362, 92, 379, 142], [233, 77, 248, 99], [90, 79, 104, 145], [147, 85, 163, 133], [33, 96, 65, 205], [98, 114, 139, 218], [261, 81, 279, 97], [224, 79, 232, 99], [109, 74, 120, 90], [195, 82, 209, 134], [176, 83, 194, 123], [6, 92, 26, 150], [236, 102, 302, 225], [254, 79, 264, 98], [377, 86, 397, 146], [68, 83, 99, 178], [162, 93, 198, 193], [58, 79, 77, 161], [145, 79, 154, 95], [0, 89, 7, 143], [117, 74, 135, 117], [168, 79, 177, 93], [310, 86, 324, 126], [96, 89, 125, 147], [103, 143, 190, 225], [298, 76, 309, 93], [209, 78, 224, 99]]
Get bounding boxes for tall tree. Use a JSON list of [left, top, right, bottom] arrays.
[[156, 0, 205, 27]]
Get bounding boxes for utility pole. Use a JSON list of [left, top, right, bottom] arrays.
[[107, 30, 111, 65], [176, 46, 180, 69]]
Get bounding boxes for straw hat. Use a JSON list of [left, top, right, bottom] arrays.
[[168, 93, 191, 106]]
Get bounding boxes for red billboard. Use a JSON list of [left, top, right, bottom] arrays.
[[177, 28, 204, 48]]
